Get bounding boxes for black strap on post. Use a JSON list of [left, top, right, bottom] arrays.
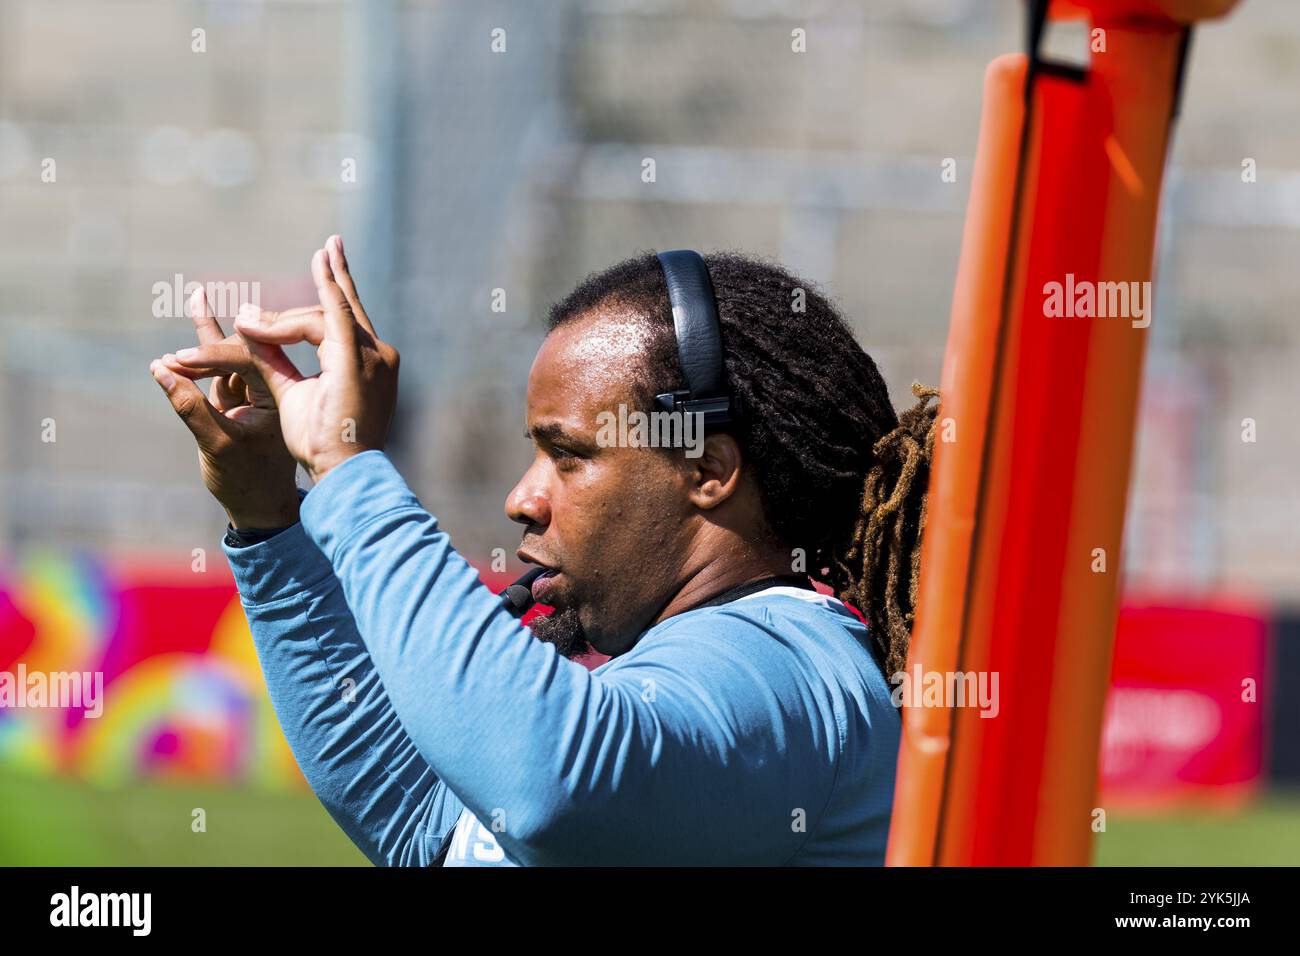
[[1171, 26, 1195, 119], [1024, 0, 1088, 98]]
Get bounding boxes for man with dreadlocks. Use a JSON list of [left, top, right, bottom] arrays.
[[151, 235, 940, 866]]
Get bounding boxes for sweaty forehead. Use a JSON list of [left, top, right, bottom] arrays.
[[528, 309, 658, 426]]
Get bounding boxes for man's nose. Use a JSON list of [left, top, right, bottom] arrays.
[[505, 475, 551, 528]]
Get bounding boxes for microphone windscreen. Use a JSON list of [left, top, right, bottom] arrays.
[[501, 566, 547, 618]]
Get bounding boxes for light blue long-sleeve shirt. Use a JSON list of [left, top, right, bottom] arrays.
[[222, 450, 900, 865]]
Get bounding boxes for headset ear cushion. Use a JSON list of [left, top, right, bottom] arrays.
[[658, 250, 727, 400]]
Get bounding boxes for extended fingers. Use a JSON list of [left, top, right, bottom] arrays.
[[150, 359, 234, 446], [324, 235, 376, 336], [232, 304, 327, 347], [189, 287, 226, 345], [311, 246, 359, 351], [165, 343, 251, 376], [236, 329, 305, 403]]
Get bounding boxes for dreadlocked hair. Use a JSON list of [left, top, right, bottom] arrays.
[[546, 249, 940, 679]]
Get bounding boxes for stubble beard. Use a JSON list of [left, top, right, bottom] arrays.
[[529, 606, 593, 661]]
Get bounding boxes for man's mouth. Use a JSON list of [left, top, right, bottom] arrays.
[[531, 569, 561, 603], [517, 549, 563, 604]]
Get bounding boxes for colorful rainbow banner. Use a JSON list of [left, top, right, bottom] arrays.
[[0, 552, 300, 788], [0, 551, 1267, 805]]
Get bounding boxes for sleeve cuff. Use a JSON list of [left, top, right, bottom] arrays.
[[222, 519, 335, 604], [300, 450, 425, 562]]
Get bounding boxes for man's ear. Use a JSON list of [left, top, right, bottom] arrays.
[[686, 433, 744, 511]]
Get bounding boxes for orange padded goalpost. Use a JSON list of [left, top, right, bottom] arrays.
[[886, 0, 1241, 866]]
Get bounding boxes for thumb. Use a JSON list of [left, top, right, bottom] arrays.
[[151, 359, 235, 449], [235, 329, 304, 403]]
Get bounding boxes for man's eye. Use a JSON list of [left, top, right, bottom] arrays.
[[552, 445, 593, 468]]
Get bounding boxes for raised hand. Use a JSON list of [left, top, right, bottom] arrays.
[[232, 235, 400, 485], [150, 286, 300, 529]]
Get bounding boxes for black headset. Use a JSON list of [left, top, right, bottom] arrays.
[[501, 249, 740, 620], [652, 249, 741, 428]]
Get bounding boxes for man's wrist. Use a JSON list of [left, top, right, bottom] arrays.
[[305, 445, 378, 487], [227, 496, 302, 531]]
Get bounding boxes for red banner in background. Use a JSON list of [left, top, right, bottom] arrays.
[[1100, 598, 1269, 809], [0, 553, 1272, 803]]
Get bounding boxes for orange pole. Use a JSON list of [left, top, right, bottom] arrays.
[[886, 0, 1241, 866]]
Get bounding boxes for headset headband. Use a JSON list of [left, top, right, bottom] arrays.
[[654, 249, 741, 427]]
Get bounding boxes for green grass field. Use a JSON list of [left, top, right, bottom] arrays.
[[1094, 793, 1300, 866], [0, 770, 367, 866], [2, 769, 1297, 865]]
